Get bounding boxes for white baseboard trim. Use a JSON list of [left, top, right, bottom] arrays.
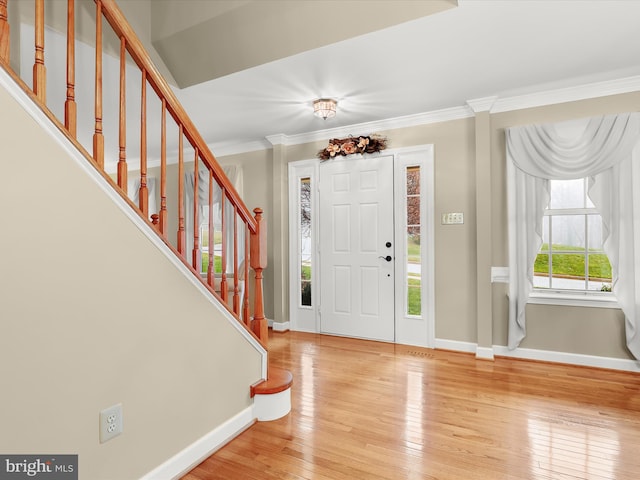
[[268, 320, 291, 332], [140, 406, 255, 480], [492, 345, 640, 373], [434, 338, 477, 353], [435, 338, 640, 372], [476, 346, 495, 360]]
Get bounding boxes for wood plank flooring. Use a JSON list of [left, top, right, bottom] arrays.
[[183, 331, 640, 480]]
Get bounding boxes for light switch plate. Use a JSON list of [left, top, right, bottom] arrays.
[[441, 212, 464, 225]]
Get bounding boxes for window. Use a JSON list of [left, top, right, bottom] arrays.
[[406, 166, 421, 316], [299, 177, 312, 306], [533, 179, 611, 293], [199, 205, 222, 275]]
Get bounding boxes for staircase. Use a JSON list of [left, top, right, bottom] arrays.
[[0, 0, 291, 437]]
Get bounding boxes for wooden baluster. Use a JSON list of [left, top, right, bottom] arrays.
[[191, 150, 200, 271], [233, 205, 240, 315], [33, 0, 46, 103], [117, 36, 127, 193], [220, 189, 228, 303], [176, 126, 185, 256], [243, 222, 250, 325], [93, 0, 104, 168], [250, 208, 268, 344], [64, 0, 76, 137], [150, 213, 159, 229], [159, 98, 167, 237], [138, 70, 148, 216], [207, 169, 215, 290], [0, 0, 9, 64]]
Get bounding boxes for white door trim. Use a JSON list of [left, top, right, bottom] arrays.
[[288, 145, 434, 347]]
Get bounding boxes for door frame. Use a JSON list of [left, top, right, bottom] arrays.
[[288, 145, 435, 347]]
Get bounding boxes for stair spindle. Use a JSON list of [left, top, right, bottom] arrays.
[[243, 223, 250, 325], [0, 0, 9, 64], [93, 0, 104, 168], [33, 0, 46, 103], [177, 126, 185, 256], [233, 204, 240, 315], [191, 149, 200, 272], [220, 189, 228, 303], [159, 98, 167, 237], [139, 70, 148, 216], [117, 36, 127, 192], [207, 169, 215, 289], [64, 0, 76, 137]]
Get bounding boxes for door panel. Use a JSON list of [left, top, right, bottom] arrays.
[[320, 155, 394, 341]]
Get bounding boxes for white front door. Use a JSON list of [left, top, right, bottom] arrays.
[[319, 155, 395, 341]]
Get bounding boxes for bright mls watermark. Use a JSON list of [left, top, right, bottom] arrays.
[[0, 456, 77, 480]]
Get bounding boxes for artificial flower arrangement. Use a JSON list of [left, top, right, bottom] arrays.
[[317, 135, 387, 161]]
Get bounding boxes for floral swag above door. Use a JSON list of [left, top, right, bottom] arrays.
[[318, 135, 388, 161]]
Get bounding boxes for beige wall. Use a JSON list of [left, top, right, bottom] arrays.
[[223, 91, 640, 361], [0, 82, 263, 478]]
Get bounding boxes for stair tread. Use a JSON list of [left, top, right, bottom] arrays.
[[251, 367, 293, 396]]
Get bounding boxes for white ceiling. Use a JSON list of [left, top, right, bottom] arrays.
[[165, 0, 640, 156]]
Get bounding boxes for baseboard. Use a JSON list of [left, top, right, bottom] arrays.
[[434, 338, 477, 353], [140, 406, 255, 480], [268, 319, 291, 332], [435, 338, 640, 372], [492, 345, 640, 373], [476, 346, 495, 360]]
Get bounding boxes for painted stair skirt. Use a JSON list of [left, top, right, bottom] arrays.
[[251, 367, 293, 421]]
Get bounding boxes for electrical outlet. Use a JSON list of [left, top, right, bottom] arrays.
[[100, 403, 123, 443]]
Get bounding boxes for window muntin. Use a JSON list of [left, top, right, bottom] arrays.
[[533, 179, 611, 292]]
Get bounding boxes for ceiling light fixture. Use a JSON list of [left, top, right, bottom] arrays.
[[313, 98, 337, 120]]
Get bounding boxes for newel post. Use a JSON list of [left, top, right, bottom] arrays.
[[0, 0, 10, 64], [250, 208, 268, 345]]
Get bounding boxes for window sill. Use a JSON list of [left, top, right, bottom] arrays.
[[528, 291, 620, 309]]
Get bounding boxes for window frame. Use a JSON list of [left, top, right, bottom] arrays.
[[529, 178, 619, 309]]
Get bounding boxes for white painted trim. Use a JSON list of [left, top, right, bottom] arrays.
[[435, 337, 640, 373], [0, 67, 268, 379], [491, 266, 509, 283], [476, 346, 495, 360], [492, 345, 640, 373], [263, 106, 472, 147], [209, 75, 640, 157], [528, 292, 620, 309], [287, 160, 320, 333], [491, 75, 640, 114], [466, 96, 498, 113], [434, 338, 477, 354], [253, 389, 292, 422], [140, 407, 255, 480], [271, 321, 291, 332], [394, 145, 436, 348]]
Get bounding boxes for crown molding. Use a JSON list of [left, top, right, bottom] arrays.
[[491, 74, 640, 113], [466, 96, 498, 113], [206, 75, 640, 157], [266, 105, 473, 148]]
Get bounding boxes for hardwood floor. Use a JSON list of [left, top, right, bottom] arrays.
[[183, 331, 640, 480]]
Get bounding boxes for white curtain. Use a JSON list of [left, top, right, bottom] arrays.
[[128, 177, 157, 219], [185, 165, 244, 273], [506, 113, 640, 358]]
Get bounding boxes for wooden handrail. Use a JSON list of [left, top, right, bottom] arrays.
[[0, 0, 269, 349], [0, 0, 9, 64], [99, 0, 255, 230]]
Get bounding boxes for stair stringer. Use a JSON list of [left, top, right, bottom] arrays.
[[0, 65, 267, 480]]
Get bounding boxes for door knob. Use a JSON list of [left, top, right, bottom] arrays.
[[378, 255, 392, 262]]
